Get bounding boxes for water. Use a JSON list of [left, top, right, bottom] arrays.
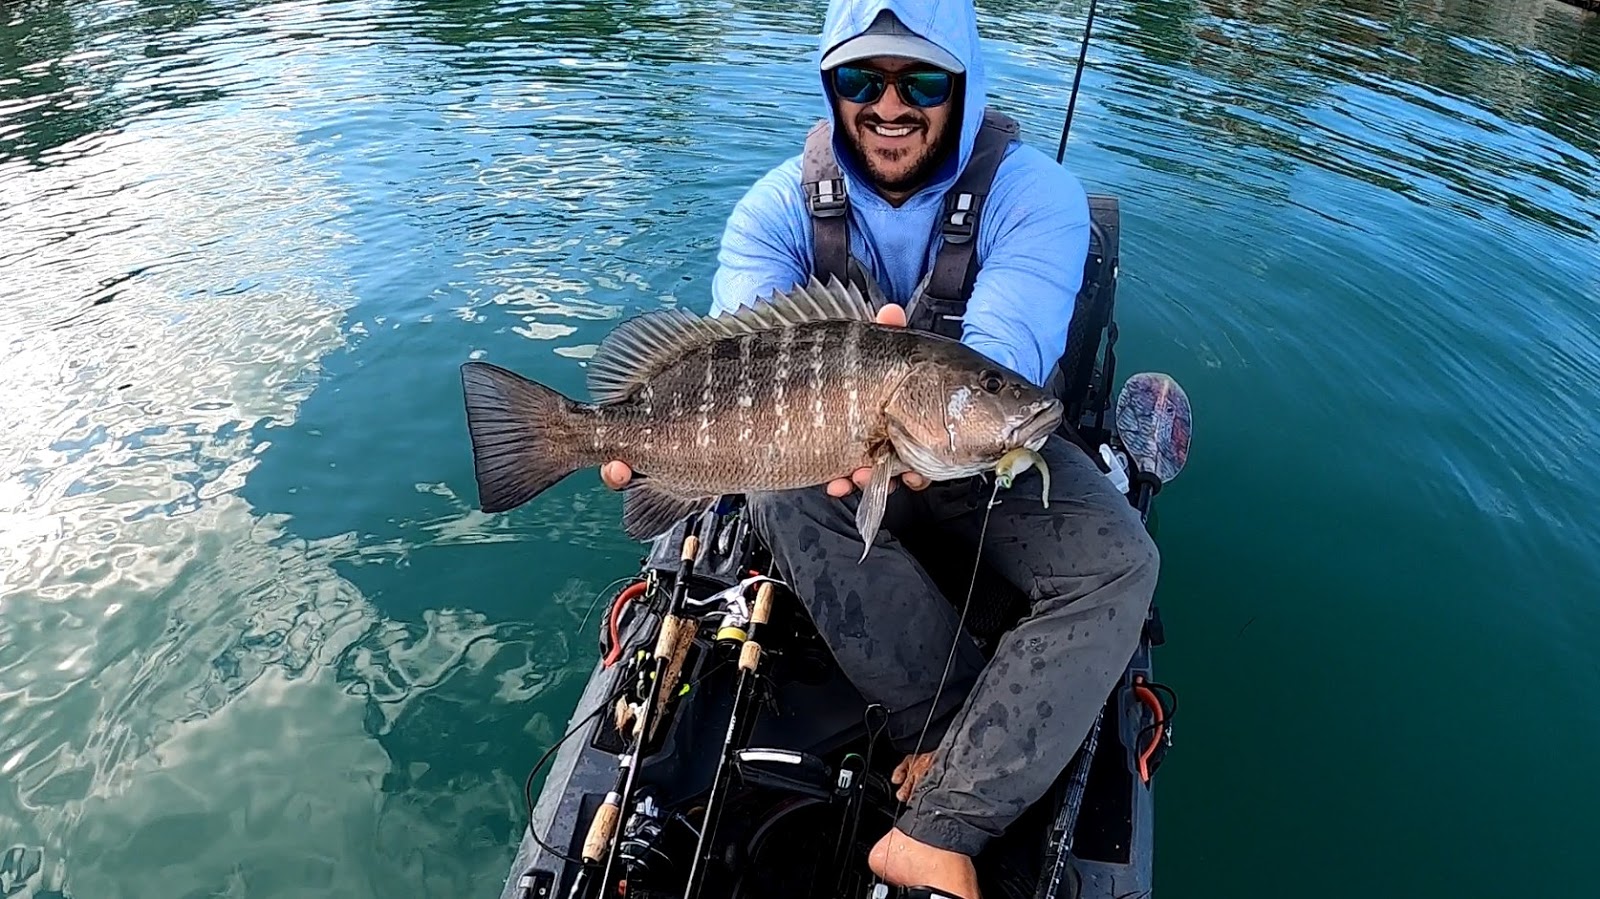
[[2, 0, 1596, 895]]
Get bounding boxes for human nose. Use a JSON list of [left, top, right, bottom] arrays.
[[872, 77, 914, 118]]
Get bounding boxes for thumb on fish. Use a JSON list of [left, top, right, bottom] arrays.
[[601, 460, 632, 489]]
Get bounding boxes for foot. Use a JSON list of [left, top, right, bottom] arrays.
[[868, 827, 981, 899], [891, 750, 937, 803]]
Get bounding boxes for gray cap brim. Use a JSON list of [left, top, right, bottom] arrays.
[[820, 32, 964, 74]]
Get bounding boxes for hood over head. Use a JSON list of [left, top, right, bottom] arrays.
[[816, 0, 987, 205]]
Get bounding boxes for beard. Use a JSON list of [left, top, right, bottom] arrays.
[[842, 110, 960, 196]]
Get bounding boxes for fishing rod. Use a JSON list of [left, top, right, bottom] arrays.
[[1055, 0, 1099, 165], [569, 531, 703, 899], [682, 579, 779, 899]]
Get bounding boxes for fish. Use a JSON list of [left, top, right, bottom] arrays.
[[459, 276, 1064, 558]]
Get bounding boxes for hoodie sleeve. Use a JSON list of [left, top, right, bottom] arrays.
[[709, 156, 812, 316], [957, 148, 1092, 387]]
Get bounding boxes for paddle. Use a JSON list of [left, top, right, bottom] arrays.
[[1116, 371, 1194, 516], [1042, 371, 1193, 896]]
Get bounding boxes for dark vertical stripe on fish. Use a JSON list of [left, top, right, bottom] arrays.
[[776, 328, 793, 442], [641, 384, 654, 451], [699, 350, 714, 449], [810, 330, 825, 432]]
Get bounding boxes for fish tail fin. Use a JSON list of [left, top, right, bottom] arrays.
[[460, 361, 587, 513]]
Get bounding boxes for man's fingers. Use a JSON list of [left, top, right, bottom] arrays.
[[902, 471, 929, 491], [847, 466, 901, 495], [875, 303, 907, 328], [825, 478, 853, 498], [891, 752, 934, 802], [600, 461, 632, 490]]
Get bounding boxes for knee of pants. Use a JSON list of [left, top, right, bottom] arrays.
[[1123, 520, 1161, 581], [1042, 507, 1160, 605]]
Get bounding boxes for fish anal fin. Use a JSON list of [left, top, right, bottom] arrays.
[[621, 479, 715, 542]]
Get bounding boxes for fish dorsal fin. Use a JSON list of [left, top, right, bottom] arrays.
[[586, 307, 702, 404], [585, 275, 878, 403]]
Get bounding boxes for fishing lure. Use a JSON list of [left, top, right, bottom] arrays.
[[994, 446, 1050, 508]]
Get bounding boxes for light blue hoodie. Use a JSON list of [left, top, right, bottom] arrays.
[[708, 0, 1091, 387]]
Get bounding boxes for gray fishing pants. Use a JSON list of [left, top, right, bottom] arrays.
[[745, 434, 1160, 856]]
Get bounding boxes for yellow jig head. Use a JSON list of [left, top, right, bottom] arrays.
[[995, 447, 1050, 508]]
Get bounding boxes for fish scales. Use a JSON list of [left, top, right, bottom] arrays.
[[580, 320, 911, 494]]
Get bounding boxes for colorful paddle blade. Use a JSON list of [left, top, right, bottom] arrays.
[[1114, 372, 1192, 485]]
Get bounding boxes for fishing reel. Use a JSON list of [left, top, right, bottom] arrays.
[[614, 790, 687, 886]]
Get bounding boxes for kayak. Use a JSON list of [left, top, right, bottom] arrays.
[[496, 193, 1189, 899]]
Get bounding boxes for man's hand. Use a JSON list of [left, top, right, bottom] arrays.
[[598, 302, 929, 495]]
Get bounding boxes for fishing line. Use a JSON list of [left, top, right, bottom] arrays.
[[875, 476, 1004, 891], [579, 576, 635, 636]]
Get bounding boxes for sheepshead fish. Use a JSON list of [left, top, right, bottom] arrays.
[[460, 276, 1062, 556]]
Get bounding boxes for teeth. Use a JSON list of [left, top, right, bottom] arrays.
[[872, 124, 914, 137]]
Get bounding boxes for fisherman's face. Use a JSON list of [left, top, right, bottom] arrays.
[[830, 56, 957, 202]]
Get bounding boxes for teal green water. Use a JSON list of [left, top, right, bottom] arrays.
[[3, 0, 1597, 895]]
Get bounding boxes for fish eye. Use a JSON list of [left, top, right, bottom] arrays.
[[979, 371, 1004, 394]]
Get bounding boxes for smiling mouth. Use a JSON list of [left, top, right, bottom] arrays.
[[869, 122, 918, 138]]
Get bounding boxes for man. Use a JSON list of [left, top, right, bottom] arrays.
[[602, 1, 1159, 896]]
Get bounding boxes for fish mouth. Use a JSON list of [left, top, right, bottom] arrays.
[[1007, 398, 1064, 450]]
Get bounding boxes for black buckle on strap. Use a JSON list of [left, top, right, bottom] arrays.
[[908, 292, 966, 336], [806, 177, 848, 218], [941, 191, 978, 243]]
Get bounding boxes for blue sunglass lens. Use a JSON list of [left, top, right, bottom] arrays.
[[900, 71, 952, 106], [833, 67, 883, 103]]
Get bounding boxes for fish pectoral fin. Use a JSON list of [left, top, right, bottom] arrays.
[[854, 450, 901, 563], [621, 479, 715, 542]]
